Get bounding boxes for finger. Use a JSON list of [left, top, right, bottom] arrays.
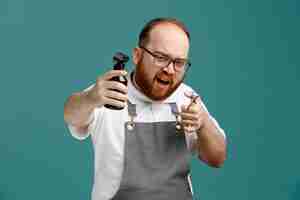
[[181, 119, 199, 127], [105, 90, 128, 102], [180, 112, 198, 120], [181, 104, 199, 113], [103, 96, 127, 108], [105, 81, 128, 94], [181, 104, 188, 112], [188, 104, 200, 113], [102, 70, 128, 81], [183, 126, 197, 133]]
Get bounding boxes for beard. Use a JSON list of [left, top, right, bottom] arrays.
[[134, 59, 184, 101]]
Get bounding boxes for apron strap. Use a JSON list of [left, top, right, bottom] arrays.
[[169, 102, 179, 115], [126, 101, 137, 131], [127, 100, 137, 118], [169, 102, 182, 131]]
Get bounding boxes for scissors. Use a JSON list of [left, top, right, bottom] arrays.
[[186, 92, 200, 111]]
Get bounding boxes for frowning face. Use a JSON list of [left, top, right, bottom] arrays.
[[133, 23, 190, 101]]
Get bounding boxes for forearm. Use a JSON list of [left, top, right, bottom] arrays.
[[196, 117, 227, 168], [64, 91, 96, 128]]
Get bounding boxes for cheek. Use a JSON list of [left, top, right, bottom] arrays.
[[143, 64, 158, 80], [137, 62, 155, 84], [175, 73, 183, 82], [170, 73, 184, 86]]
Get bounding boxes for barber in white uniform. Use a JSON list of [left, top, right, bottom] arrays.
[[64, 18, 227, 200]]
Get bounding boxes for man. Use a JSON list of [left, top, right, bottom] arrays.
[[64, 18, 227, 200]]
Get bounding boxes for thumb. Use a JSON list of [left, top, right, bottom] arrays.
[[181, 104, 188, 112], [103, 70, 128, 81]]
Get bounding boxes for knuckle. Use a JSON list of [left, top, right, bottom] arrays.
[[96, 76, 103, 83]]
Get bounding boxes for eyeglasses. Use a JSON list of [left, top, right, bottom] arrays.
[[139, 46, 191, 72]]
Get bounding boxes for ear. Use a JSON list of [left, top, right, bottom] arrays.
[[132, 47, 142, 65]]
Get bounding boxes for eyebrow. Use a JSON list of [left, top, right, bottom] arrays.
[[152, 50, 187, 60]]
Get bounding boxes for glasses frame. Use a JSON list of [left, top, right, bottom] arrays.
[[139, 46, 191, 73]]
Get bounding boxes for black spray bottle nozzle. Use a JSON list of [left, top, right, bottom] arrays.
[[113, 52, 129, 65]]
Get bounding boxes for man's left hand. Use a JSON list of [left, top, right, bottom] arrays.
[[180, 92, 209, 133]]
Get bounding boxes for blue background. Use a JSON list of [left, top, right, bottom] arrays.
[[0, 0, 299, 199]]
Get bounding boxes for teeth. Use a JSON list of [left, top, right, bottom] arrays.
[[157, 78, 169, 84]]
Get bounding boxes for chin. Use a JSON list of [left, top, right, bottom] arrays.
[[149, 91, 171, 101], [151, 96, 168, 101], [150, 84, 180, 101]]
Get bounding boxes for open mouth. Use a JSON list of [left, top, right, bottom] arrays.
[[156, 77, 170, 85]]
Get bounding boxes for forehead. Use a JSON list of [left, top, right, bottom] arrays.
[[147, 23, 190, 58]]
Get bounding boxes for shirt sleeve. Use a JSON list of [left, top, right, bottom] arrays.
[[200, 101, 226, 139]]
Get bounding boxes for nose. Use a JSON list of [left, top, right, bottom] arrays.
[[163, 61, 176, 74]]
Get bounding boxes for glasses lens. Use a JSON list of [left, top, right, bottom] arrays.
[[174, 60, 187, 71], [154, 56, 170, 67]]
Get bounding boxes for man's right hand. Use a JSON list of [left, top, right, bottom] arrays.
[[86, 70, 128, 109]]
